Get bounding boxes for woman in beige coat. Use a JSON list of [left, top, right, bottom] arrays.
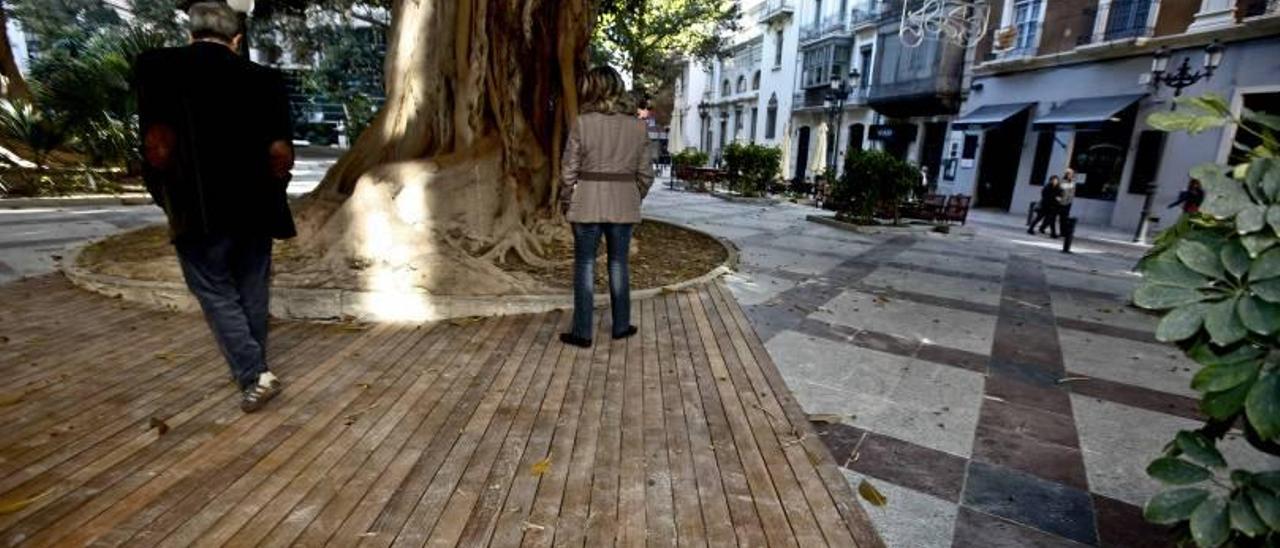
[[559, 66, 655, 347]]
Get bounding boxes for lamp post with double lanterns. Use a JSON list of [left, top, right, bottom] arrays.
[[697, 101, 710, 156], [823, 68, 860, 175], [1150, 40, 1223, 109], [226, 0, 254, 58]]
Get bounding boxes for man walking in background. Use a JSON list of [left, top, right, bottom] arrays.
[[1057, 168, 1078, 237], [133, 2, 295, 413]]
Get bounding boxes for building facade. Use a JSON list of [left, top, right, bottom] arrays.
[[945, 0, 1280, 230]]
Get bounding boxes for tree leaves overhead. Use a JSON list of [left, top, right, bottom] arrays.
[[593, 0, 739, 94]]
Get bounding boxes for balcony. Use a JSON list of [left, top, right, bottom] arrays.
[[1074, 0, 1155, 44], [792, 87, 867, 113], [849, 0, 888, 29], [800, 14, 850, 45], [758, 0, 795, 24], [1240, 0, 1280, 18]]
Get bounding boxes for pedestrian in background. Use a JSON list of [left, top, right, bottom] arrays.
[[133, 2, 294, 412], [1028, 174, 1062, 237], [1169, 179, 1205, 215], [1056, 168, 1077, 237], [558, 66, 655, 348]]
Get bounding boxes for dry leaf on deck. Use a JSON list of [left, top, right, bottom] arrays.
[[149, 417, 169, 436], [858, 479, 888, 507], [807, 413, 849, 425], [0, 490, 47, 515], [530, 458, 552, 476]]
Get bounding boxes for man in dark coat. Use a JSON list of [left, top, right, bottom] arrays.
[[133, 1, 295, 413]]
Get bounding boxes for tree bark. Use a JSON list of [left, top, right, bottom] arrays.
[[0, 1, 31, 101], [287, 0, 593, 295]]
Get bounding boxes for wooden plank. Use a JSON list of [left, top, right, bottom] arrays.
[[616, 300, 651, 548], [639, 298, 676, 547], [9, 323, 387, 547], [660, 293, 731, 548], [111, 321, 437, 546], [256, 316, 502, 548], [524, 312, 609, 548], [652, 294, 707, 548], [674, 291, 770, 548], [0, 322, 358, 545], [581, 317, 628, 547], [391, 312, 558, 547], [513, 312, 605, 548], [710, 282, 884, 548], [692, 287, 825, 546], [423, 311, 566, 547], [324, 315, 523, 545], [704, 283, 861, 547]]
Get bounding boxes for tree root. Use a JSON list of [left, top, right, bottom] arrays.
[[478, 220, 559, 267]]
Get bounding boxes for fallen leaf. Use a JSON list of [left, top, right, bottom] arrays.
[[0, 393, 23, 408], [149, 417, 169, 436], [858, 479, 888, 507], [521, 521, 546, 532], [807, 413, 849, 425], [0, 490, 48, 515], [530, 457, 552, 476]]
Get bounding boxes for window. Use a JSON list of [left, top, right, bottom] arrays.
[[848, 123, 864, 153], [737, 76, 746, 93], [752, 71, 761, 90], [765, 95, 779, 139], [1104, 0, 1153, 41], [1028, 131, 1055, 186], [859, 45, 872, 89], [722, 79, 731, 96], [774, 31, 785, 67], [734, 108, 743, 140], [1068, 104, 1138, 201], [1011, 0, 1043, 53], [1129, 130, 1167, 195], [750, 108, 759, 141]]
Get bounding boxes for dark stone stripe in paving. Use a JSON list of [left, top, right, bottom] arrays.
[[1092, 493, 1177, 548], [965, 255, 1098, 545], [811, 421, 967, 503], [743, 235, 915, 342], [961, 461, 1098, 545], [875, 261, 1005, 285], [0, 236, 88, 250], [1047, 284, 1132, 303], [852, 282, 1000, 316], [1057, 317, 1156, 344], [795, 317, 987, 373], [952, 506, 1090, 548], [1066, 376, 1203, 422]]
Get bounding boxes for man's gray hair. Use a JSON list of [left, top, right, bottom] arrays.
[[188, 2, 243, 42]]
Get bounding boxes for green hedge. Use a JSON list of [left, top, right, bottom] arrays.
[[831, 149, 920, 223], [721, 142, 781, 198]]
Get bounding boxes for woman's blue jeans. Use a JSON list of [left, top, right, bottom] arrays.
[[570, 222, 633, 339]]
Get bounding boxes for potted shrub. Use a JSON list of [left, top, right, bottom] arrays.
[[721, 142, 781, 198], [831, 149, 919, 224]]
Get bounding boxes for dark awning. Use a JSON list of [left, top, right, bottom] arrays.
[[951, 102, 1036, 130], [1032, 94, 1146, 131]]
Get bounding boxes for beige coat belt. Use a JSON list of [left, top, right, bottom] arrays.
[[577, 171, 636, 182]]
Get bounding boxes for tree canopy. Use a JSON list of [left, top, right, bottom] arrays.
[[593, 0, 738, 94]]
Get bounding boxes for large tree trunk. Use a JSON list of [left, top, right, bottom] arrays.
[[287, 0, 592, 295], [0, 1, 31, 101]]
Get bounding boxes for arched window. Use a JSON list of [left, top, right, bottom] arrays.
[[736, 76, 746, 93], [752, 71, 761, 90], [765, 94, 779, 139], [722, 79, 731, 96]]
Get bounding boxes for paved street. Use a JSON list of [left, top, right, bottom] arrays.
[[4, 164, 1277, 546]]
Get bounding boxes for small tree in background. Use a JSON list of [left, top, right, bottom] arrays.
[[1135, 94, 1280, 548], [832, 149, 919, 224], [672, 147, 709, 169], [721, 142, 780, 198]]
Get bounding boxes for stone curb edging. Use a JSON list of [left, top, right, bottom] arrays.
[[805, 214, 973, 236], [709, 191, 780, 206], [2, 194, 153, 209], [62, 218, 739, 324]]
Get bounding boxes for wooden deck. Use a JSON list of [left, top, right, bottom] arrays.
[[0, 275, 881, 547]]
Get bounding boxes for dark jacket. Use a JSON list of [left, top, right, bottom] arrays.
[[134, 42, 296, 241], [1039, 182, 1061, 212]]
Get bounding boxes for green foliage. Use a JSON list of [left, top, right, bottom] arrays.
[[301, 25, 386, 142], [671, 147, 708, 169], [720, 142, 779, 198], [831, 149, 920, 224], [592, 0, 739, 95], [0, 99, 69, 168], [1137, 95, 1280, 547]]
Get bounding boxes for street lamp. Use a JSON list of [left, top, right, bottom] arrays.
[[226, 0, 254, 58], [1150, 40, 1223, 108], [823, 68, 860, 175], [697, 101, 710, 153]]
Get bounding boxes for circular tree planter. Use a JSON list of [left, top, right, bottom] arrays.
[[63, 218, 738, 323]]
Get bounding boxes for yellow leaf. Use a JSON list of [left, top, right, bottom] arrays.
[[0, 490, 47, 515], [857, 479, 887, 507], [530, 458, 552, 476]]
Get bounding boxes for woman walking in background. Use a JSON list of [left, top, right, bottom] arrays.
[[1028, 175, 1062, 237], [559, 66, 655, 348], [1169, 179, 1205, 215]]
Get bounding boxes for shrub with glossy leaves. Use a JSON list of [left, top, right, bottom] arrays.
[[721, 142, 780, 198], [1136, 93, 1280, 547], [672, 147, 709, 169]]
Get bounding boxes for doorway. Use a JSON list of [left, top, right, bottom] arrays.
[[920, 122, 948, 188], [795, 126, 811, 182], [974, 109, 1030, 209]]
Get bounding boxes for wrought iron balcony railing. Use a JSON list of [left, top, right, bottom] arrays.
[[758, 0, 796, 24], [800, 14, 850, 44]]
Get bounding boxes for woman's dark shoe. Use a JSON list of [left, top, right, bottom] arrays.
[[612, 326, 638, 340], [560, 333, 592, 348]]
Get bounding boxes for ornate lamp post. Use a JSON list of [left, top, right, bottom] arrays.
[[823, 68, 860, 174], [697, 101, 710, 155], [1150, 40, 1223, 108], [226, 0, 255, 58]]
